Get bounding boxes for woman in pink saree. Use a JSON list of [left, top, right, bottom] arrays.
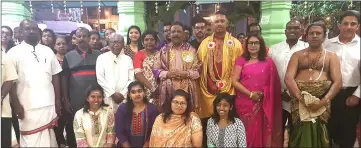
[[231, 33, 283, 147]]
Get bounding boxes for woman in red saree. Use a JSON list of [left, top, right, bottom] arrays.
[[231, 33, 283, 147]]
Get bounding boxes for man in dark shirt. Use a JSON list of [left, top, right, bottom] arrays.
[[189, 15, 208, 50], [155, 22, 172, 50], [60, 27, 101, 147]]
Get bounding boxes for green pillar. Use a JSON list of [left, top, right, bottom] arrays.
[[1, 0, 31, 29], [117, 2, 146, 42], [260, 2, 291, 46]]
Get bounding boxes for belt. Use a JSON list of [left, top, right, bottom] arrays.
[[340, 86, 357, 92]]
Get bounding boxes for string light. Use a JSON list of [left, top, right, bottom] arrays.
[[51, 0, 54, 13], [323, 0, 326, 9], [80, 0, 83, 14], [196, 3, 199, 14], [63, 0, 67, 14], [304, 1, 307, 9], [98, 0, 101, 13], [155, 1, 158, 14], [349, 0, 353, 8], [247, 1, 250, 6], [166, 1, 170, 11], [216, 3, 220, 12], [29, 0, 33, 15]]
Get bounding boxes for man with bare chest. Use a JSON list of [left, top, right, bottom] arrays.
[[285, 23, 342, 147]]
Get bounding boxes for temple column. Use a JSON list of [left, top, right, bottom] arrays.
[[1, 0, 31, 29], [117, 2, 146, 42], [260, 2, 291, 46]]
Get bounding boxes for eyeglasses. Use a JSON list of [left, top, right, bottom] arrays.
[[31, 50, 39, 62], [172, 100, 187, 107], [247, 42, 260, 46]]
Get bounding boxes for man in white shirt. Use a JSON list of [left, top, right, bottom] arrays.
[[7, 19, 62, 147], [96, 33, 134, 113], [324, 10, 360, 148], [269, 20, 308, 135], [1, 50, 19, 147]]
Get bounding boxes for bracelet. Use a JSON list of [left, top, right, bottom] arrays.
[[249, 92, 253, 98]]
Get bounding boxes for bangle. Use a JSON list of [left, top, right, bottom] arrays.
[[249, 92, 253, 98]]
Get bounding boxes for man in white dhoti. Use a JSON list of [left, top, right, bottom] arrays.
[[7, 19, 62, 147], [96, 33, 134, 113]]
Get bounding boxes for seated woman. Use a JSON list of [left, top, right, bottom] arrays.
[[206, 93, 247, 147], [115, 81, 158, 147], [73, 84, 115, 147], [149, 89, 203, 147]]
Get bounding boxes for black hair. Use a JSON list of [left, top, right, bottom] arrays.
[[1, 26, 15, 52], [242, 32, 267, 61], [171, 21, 184, 30], [90, 30, 101, 38], [184, 25, 192, 33], [125, 81, 148, 125], [126, 25, 143, 50], [164, 22, 172, 27], [105, 28, 116, 33], [312, 17, 326, 24], [191, 15, 207, 27], [141, 30, 159, 43], [211, 93, 238, 125], [248, 22, 262, 33], [237, 33, 245, 39], [305, 23, 327, 39], [83, 84, 109, 113], [41, 29, 57, 52], [75, 27, 90, 37], [339, 10, 360, 24], [162, 89, 192, 124]]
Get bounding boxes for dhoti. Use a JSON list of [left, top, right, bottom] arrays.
[[19, 105, 58, 147]]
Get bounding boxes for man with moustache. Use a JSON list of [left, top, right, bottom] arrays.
[[269, 20, 308, 136], [190, 15, 207, 49], [7, 19, 62, 147], [325, 10, 361, 148], [153, 21, 201, 112], [61, 27, 101, 147], [155, 22, 172, 50], [197, 11, 243, 146], [96, 33, 134, 113]]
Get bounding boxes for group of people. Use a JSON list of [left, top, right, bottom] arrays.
[[1, 9, 360, 148]]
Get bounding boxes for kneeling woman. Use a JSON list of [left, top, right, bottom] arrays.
[[149, 89, 203, 147], [115, 81, 158, 147], [73, 84, 116, 147], [207, 93, 247, 147]]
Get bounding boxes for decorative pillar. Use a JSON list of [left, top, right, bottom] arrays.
[[260, 2, 291, 46], [117, 2, 146, 43], [1, 0, 31, 29]]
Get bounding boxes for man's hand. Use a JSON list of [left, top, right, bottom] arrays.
[[178, 71, 189, 78], [112, 92, 125, 104], [166, 71, 178, 79], [55, 99, 62, 116], [308, 100, 325, 111], [62, 99, 73, 114], [282, 91, 292, 102], [346, 95, 360, 107]]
